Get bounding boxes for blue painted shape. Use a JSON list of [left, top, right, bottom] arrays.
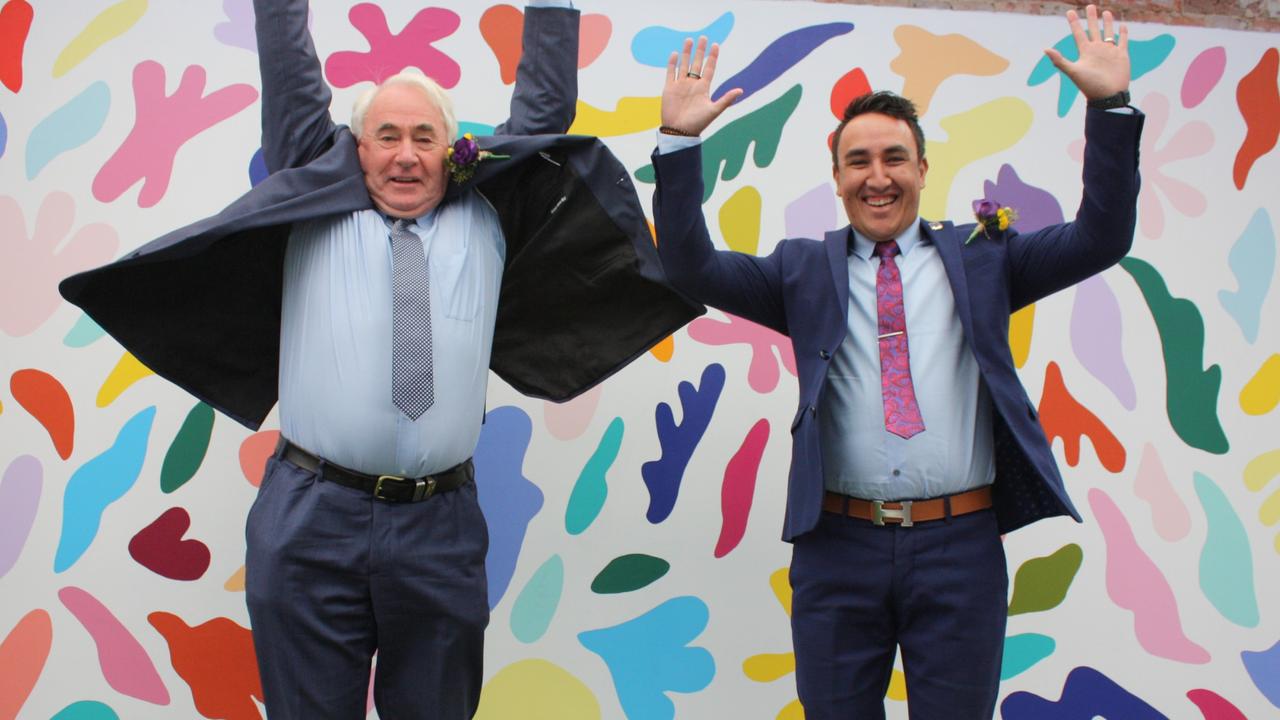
[[51, 700, 120, 720], [631, 13, 735, 68], [642, 364, 726, 524], [1194, 472, 1259, 627], [473, 405, 544, 610], [63, 313, 107, 347], [1242, 638, 1280, 708], [54, 407, 156, 573], [510, 554, 564, 644], [1001, 633, 1056, 680], [1028, 34, 1175, 117], [579, 596, 716, 719], [26, 82, 111, 180], [457, 121, 496, 138], [1218, 208, 1274, 344], [249, 147, 268, 187], [1001, 666, 1168, 719], [0, 110, 7, 159], [712, 23, 853, 102], [565, 417, 624, 535]]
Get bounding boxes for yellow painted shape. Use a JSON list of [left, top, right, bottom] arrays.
[[890, 25, 1010, 115], [474, 659, 600, 720], [919, 98, 1033, 221], [1274, 533, 1280, 555], [1240, 353, 1280, 415], [770, 566, 793, 616], [744, 651, 796, 682], [778, 698, 805, 720], [719, 186, 762, 255], [650, 335, 674, 362], [887, 669, 907, 701], [224, 565, 246, 592], [568, 96, 661, 137], [1260, 490, 1280, 527], [53, 0, 148, 78], [1009, 304, 1035, 368], [97, 352, 154, 407], [1244, 449, 1280, 492]]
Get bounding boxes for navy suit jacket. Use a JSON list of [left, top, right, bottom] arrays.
[[60, 1, 700, 430], [652, 108, 1144, 540]]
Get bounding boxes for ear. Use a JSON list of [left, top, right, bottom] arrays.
[[918, 156, 929, 189], [832, 164, 842, 195]]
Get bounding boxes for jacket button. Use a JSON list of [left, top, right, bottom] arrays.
[[808, 405, 816, 416], [819, 350, 830, 360]]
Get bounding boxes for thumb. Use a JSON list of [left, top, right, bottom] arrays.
[[712, 88, 744, 115]]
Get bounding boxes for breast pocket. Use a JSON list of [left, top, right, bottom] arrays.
[[433, 249, 482, 321]]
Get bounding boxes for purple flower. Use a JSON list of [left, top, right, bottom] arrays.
[[972, 198, 999, 220], [451, 136, 479, 165]]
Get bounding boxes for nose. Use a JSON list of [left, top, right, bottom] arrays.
[[866, 160, 891, 189], [394, 137, 417, 165]]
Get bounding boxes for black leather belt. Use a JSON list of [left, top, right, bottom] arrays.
[[277, 438, 472, 503]]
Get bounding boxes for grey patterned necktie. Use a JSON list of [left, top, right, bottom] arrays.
[[390, 218, 433, 420]]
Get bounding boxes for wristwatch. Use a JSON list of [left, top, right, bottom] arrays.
[[1087, 90, 1131, 110]]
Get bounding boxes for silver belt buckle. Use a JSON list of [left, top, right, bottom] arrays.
[[872, 500, 913, 527], [375, 474, 435, 502]]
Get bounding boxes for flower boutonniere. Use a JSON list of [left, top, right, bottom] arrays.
[[446, 133, 508, 184], [966, 198, 1017, 244]]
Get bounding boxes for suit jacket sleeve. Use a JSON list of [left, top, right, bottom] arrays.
[[254, 0, 340, 173], [493, 5, 580, 137]]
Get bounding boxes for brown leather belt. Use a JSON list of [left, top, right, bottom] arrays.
[[822, 486, 993, 526], [277, 438, 472, 503]]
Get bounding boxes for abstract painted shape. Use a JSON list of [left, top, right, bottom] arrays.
[[591, 554, 671, 594], [785, 183, 839, 240], [1089, 488, 1209, 663], [55, 407, 155, 572], [1186, 689, 1248, 720], [149, 612, 263, 720], [1001, 665, 1167, 719], [651, 335, 674, 362], [743, 568, 801, 717], [59, 586, 169, 704], [713, 23, 853, 103], [248, 146, 267, 187], [631, 13, 734, 68], [544, 385, 603, 441], [1182, 47, 1226, 108], [93, 62, 258, 207], [1028, 33, 1174, 117], [224, 564, 246, 592], [1194, 473, 1258, 628], [214, 0, 257, 52], [129, 507, 211, 581], [1242, 638, 1280, 708], [238, 429, 279, 488], [1121, 257, 1228, 454], [481, 6, 610, 85], [475, 659, 601, 720], [27, 82, 111, 179], [576, 14, 611, 68], [510, 554, 564, 643], [52, 0, 146, 76], [982, 163, 1066, 233], [715, 419, 769, 558], [11, 368, 74, 458], [1007, 543, 1082, 617], [1001, 634, 1055, 681], [1234, 48, 1280, 190], [0, 192, 118, 337], [474, 406, 545, 609], [565, 417, 623, 535], [1218, 208, 1275, 344], [1241, 354, 1280, 416], [918, 98, 1032, 221], [51, 701, 120, 720], [160, 402, 215, 493], [719, 185, 761, 254], [642, 363, 726, 523], [0, 110, 6, 157], [0, 456, 41, 579], [325, 4, 459, 88], [579, 596, 715, 719], [687, 315, 796, 394], [64, 313, 106, 347], [568, 96, 660, 136], [1134, 443, 1191, 542], [890, 25, 1008, 115], [0, 0, 32, 92], [97, 352, 154, 407], [1121, 92, 1213, 239], [1070, 275, 1136, 409], [0, 609, 52, 720], [1037, 362, 1126, 473]]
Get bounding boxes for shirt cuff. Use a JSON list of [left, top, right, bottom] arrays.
[[527, 0, 572, 8], [656, 132, 702, 154]]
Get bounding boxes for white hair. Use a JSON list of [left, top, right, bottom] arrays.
[[350, 71, 458, 145]]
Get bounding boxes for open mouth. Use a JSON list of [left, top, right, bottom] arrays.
[[863, 195, 897, 208], [390, 176, 420, 185]]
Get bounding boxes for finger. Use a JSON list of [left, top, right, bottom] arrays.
[[1102, 9, 1115, 42], [1065, 10, 1087, 51], [1118, 22, 1129, 52], [702, 42, 724, 85], [691, 36, 708, 75], [677, 37, 692, 76], [1085, 4, 1100, 43], [713, 88, 744, 114], [666, 51, 678, 84], [1044, 47, 1070, 74]]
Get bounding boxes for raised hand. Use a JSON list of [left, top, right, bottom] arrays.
[[1044, 4, 1130, 101], [661, 36, 743, 137]]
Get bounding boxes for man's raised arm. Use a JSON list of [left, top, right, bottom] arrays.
[[496, 1, 580, 136], [254, 0, 339, 173]]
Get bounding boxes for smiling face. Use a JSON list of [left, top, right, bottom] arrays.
[[832, 112, 928, 244], [356, 83, 449, 219]]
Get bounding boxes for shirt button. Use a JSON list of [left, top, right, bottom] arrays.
[[892, 469, 901, 476], [819, 350, 830, 360]]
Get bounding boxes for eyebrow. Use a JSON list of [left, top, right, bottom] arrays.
[[375, 122, 437, 134], [842, 143, 911, 162]]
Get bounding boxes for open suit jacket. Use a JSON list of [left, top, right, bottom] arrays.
[[60, 1, 700, 430], [652, 108, 1144, 541]]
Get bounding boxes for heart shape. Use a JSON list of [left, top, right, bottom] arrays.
[[129, 507, 210, 581]]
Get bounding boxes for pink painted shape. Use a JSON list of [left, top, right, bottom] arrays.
[[1182, 47, 1227, 109], [324, 4, 460, 88], [238, 429, 279, 488], [578, 14, 611, 68], [1089, 489, 1210, 664], [1187, 688, 1248, 719], [0, 192, 117, 337], [93, 61, 257, 208], [687, 313, 797, 393], [715, 419, 769, 558], [543, 384, 603, 441], [58, 585, 171, 704], [0, 455, 42, 579], [1134, 443, 1190, 542], [1069, 275, 1135, 409]]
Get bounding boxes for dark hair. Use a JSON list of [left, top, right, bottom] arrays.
[[830, 91, 926, 168]]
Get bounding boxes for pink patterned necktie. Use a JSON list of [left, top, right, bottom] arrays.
[[873, 240, 925, 439]]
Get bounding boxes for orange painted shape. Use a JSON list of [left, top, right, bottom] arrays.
[[1038, 361, 1126, 473], [0, 0, 33, 92], [11, 369, 74, 459], [890, 25, 1009, 115], [149, 612, 262, 720], [239, 430, 280, 488], [1234, 48, 1280, 189], [479, 4, 522, 85], [578, 14, 610, 68], [0, 609, 53, 719]]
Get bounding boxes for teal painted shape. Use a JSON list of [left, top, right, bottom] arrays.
[[1194, 472, 1259, 627], [51, 701, 120, 720], [509, 554, 564, 644], [631, 13, 734, 67], [565, 417, 624, 535], [1218, 208, 1274, 343], [1001, 633, 1056, 680], [1028, 34, 1175, 117], [54, 407, 155, 572], [26, 82, 111, 179], [63, 313, 106, 347], [457, 121, 495, 138]]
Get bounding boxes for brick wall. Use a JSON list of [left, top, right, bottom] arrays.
[[806, 0, 1280, 31]]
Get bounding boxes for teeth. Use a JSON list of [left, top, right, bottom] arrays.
[[866, 197, 894, 207]]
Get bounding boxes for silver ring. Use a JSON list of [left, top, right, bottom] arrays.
[[686, 71, 702, 79], [1102, 36, 1116, 43]]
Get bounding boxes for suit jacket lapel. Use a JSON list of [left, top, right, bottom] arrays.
[[824, 227, 851, 328], [927, 219, 976, 341]]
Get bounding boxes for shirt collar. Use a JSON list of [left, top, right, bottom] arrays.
[[848, 218, 924, 259]]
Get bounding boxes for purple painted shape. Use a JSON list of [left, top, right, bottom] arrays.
[[473, 406, 544, 610], [1070, 275, 1136, 409], [712, 23, 853, 102], [0, 455, 42, 579], [785, 183, 840, 240], [1182, 47, 1226, 108], [981, 164, 1064, 233], [213, 0, 256, 52], [1242, 638, 1280, 708], [642, 364, 726, 524], [1001, 666, 1168, 719]]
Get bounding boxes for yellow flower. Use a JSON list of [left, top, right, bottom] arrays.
[[997, 207, 1012, 231]]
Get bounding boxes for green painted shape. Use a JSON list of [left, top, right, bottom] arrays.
[[1120, 257, 1228, 454], [1007, 543, 1082, 616], [160, 402, 215, 493], [1194, 472, 1259, 627], [1001, 633, 1056, 680], [565, 417, 624, 535], [510, 554, 565, 643], [590, 553, 671, 594], [635, 84, 803, 202]]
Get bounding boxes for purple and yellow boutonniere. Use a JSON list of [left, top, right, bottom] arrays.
[[966, 198, 1017, 244], [446, 133, 507, 184]]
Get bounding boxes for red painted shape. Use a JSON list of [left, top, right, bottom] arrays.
[[239, 429, 280, 488], [1187, 688, 1248, 720], [480, 4, 523, 85], [715, 419, 770, 558], [129, 507, 211, 581], [578, 14, 611, 69], [0, 0, 33, 92], [10, 368, 74, 459], [149, 612, 263, 720], [1037, 361, 1126, 473], [828, 66, 872, 150], [0, 609, 52, 719], [1234, 48, 1280, 189]]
